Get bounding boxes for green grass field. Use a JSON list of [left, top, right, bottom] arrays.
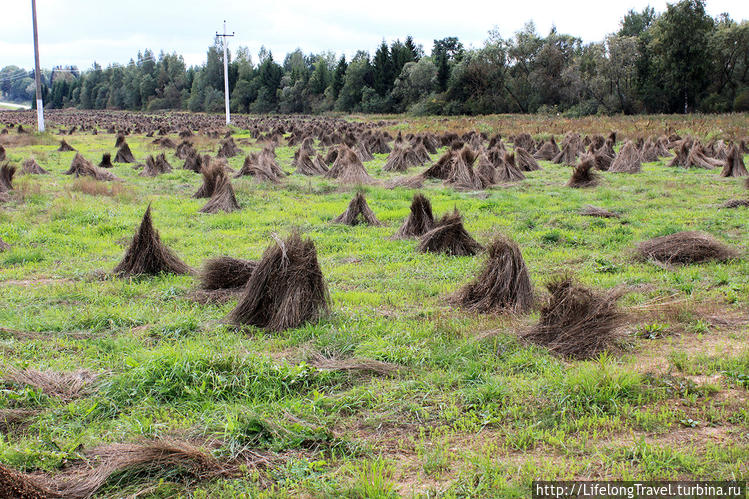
[[0, 115, 747, 497]]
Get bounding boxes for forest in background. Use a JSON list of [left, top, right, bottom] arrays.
[[1, 0, 748, 116]]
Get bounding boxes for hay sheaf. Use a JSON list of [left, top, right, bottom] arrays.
[[636, 231, 738, 265], [418, 210, 482, 256], [333, 191, 381, 226], [452, 235, 533, 314], [295, 150, 328, 176], [227, 232, 330, 332], [392, 193, 434, 239], [720, 199, 749, 209], [522, 276, 625, 359], [113, 205, 191, 277]]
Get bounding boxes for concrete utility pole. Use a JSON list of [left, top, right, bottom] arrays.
[[216, 20, 234, 125], [31, 0, 44, 132]]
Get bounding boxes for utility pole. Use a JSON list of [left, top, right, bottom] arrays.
[[31, 0, 44, 132], [216, 20, 234, 125]]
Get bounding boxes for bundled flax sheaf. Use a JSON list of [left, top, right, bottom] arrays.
[[192, 256, 258, 303], [325, 146, 375, 184], [19, 158, 47, 175], [636, 231, 738, 264], [523, 276, 625, 359], [533, 137, 560, 160], [445, 146, 483, 190], [452, 235, 533, 314], [333, 191, 381, 226], [392, 193, 434, 239], [98, 152, 113, 168], [113, 205, 191, 277], [200, 257, 257, 291], [720, 143, 748, 177], [567, 155, 599, 188], [57, 139, 75, 152], [227, 232, 330, 331], [141, 153, 173, 177], [199, 170, 240, 214], [114, 142, 136, 163], [217, 137, 241, 158], [0, 164, 15, 194], [65, 153, 119, 181], [418, 209, 482, 256], [608, 140, 641, 173], [193, 161, 225, 198]]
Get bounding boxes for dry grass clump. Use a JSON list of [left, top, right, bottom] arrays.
[[307, 353, 400, 377], [0, 462, 59, 498], [2, 367, 100, 401], [49, 439, 230, 499], [636, 231, 738, 264], [113, 205, 191, 277], [720, 199, 749, 208], [68, 178, 131, 198], [522, 276, 625, 359], [452, 235, 533, 314], [580, 205, 620, 218], [227, 232, 330, 331]]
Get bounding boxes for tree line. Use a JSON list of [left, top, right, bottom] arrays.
[[2, 0, 748, 116]]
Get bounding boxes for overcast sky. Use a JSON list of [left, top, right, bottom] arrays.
[[1, 0, 747, 70]]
